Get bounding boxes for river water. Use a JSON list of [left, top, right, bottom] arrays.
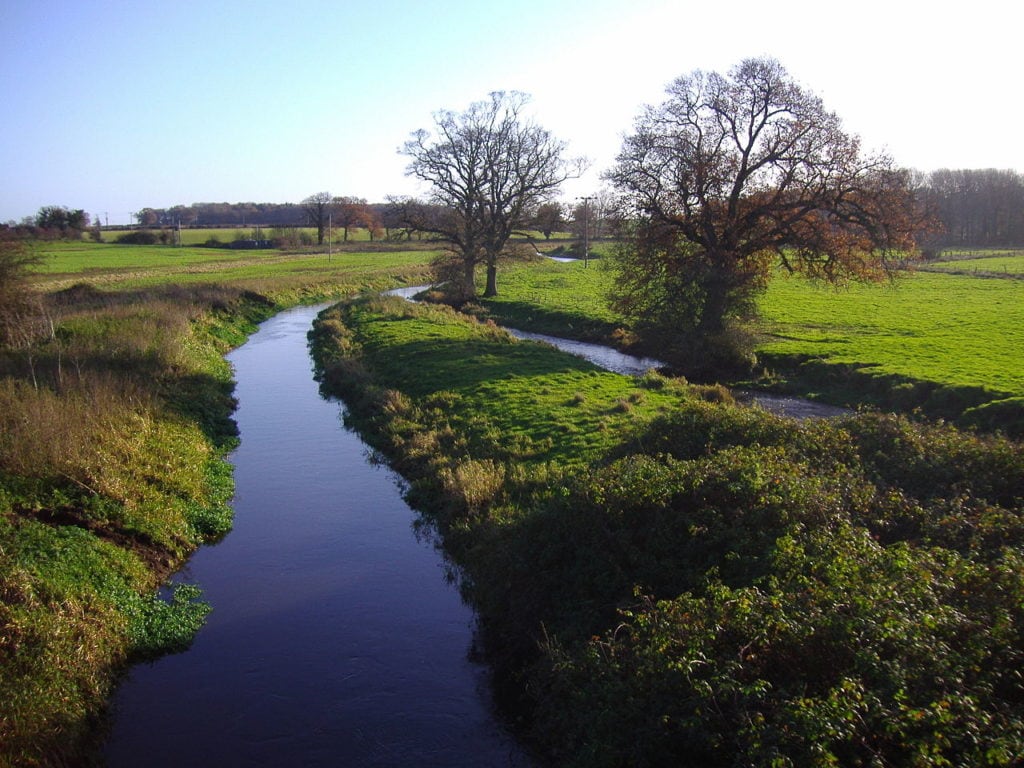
[[103, 304, 532, 767]]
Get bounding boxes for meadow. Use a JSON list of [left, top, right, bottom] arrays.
[[756, 270, 1023, 392]]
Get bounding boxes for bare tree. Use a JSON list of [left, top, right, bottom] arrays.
[[402, 91, 585, 299], [925, 168, 1024, 248], [607, 57, 929, 375], [302, 192, 333, 245]]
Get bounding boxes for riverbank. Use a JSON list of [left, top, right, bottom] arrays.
[[0, 286, 268, 766], [0, 244, 435, 766], [311, 294, 1024, 766]]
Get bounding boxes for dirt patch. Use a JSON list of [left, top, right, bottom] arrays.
[[13, 506, 183, 585]]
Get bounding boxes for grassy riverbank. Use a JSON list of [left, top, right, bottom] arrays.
[[1, 241, 434, 765], [311, 294, 1024, 766]]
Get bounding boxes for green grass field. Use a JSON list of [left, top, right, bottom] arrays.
[[322, 296, 698, 468], [482, 258, 1024, 402], [757, 270, 1024, 397], [926, 249, 1024, 275], [28, 240, 440, 295]]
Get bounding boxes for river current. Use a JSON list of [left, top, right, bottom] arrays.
[[103, 304, 531, 767]]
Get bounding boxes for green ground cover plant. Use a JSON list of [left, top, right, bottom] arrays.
[[310, 293, 1024, 766], [1, 240, 435, 765]]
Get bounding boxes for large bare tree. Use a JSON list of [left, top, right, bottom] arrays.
[[302, 192, 333, 245], [402, 91, 584, 300], [607, 57, 928, 375]]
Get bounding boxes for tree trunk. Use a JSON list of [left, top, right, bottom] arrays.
[[696, 269, 732, 336], [483, 263, 498, 297], [462, 258, 477, 301]]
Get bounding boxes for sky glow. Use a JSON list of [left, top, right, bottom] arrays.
[[1, 0, 1018, 224]]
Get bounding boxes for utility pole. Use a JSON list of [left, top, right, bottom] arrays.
[[328, 213, 332, 262], [577, 195, 594, 268]]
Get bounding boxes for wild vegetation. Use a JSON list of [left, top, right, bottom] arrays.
[[310, 293, 1024, 766], [0, 238, 434, 765]]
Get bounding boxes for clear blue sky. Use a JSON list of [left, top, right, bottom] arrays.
[[2, 0, 1019, 225]]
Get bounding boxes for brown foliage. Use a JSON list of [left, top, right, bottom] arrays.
[[607, 58, 936, 373]]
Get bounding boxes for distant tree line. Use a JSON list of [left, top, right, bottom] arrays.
[[135, 201, 307, 228], [9, 169, 1020, 254], [125, 168, 1024, 254], [921, 168, 1024, 248]]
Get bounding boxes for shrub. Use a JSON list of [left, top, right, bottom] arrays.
[[959, 396, 1024, 439], [439, 458, 506, 515], [114, 230, 159, 245]]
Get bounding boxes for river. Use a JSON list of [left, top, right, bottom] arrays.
[[102, 303, 532, 767]]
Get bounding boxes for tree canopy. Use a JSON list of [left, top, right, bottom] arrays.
[[606, 57, 928, 375], [35, 206, 88, 236], [402, 91, 584, 300]]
